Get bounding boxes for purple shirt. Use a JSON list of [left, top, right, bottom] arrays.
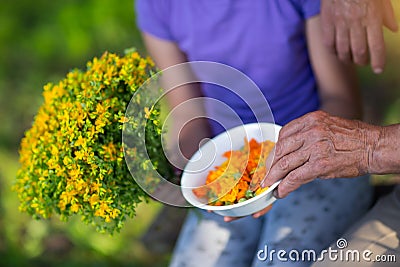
[[136, 0, 321, 135]]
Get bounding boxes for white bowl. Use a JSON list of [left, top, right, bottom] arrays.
[[181, 122, 281, 217]]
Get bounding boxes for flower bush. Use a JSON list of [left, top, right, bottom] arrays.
[[14, 50, 172, 234]]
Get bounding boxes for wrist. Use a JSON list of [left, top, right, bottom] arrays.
[[365, 124, 384, 174], [366, 124, 400, 174]]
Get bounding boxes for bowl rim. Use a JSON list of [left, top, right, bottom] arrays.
[[193, 180, 281, 211], [181, 122, 282, 211]]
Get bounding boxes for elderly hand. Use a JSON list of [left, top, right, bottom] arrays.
[[262, 111, 382, 198], [321, 0, 398, 73]]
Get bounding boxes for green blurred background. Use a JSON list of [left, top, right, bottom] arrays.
[[0, 1, 170, 266], [0, 1, 399, 266]]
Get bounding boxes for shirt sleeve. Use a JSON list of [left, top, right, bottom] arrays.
[[299, 0, 321, 19], [134, 0, 174, 41]]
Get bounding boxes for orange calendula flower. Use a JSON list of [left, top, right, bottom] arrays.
[[193, 138, 274, 206]]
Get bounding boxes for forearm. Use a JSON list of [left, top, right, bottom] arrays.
[[316, 47, 362, 120], [368, 124, 400, 174], [316, 51, 362, 119], [164, 83, 211, 161], [319, 92, 362, 120], [306, 16, 362, 120], [141, 32, 211, 165], [264, 111, 400, 198]]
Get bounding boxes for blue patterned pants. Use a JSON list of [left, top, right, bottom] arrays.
[[169, 176, 372, 267]]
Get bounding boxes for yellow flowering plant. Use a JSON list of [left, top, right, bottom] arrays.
[[14, 50, 173, 234]]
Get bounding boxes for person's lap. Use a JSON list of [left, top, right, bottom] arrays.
[[311, 185, 400, 267], [169, 176, 372, 267], [251, 176, 372, 266]]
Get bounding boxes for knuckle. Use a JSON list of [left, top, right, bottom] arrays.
[[299, 149, 310, 162], [278, 156, 289, 171], [353, 47, 368, 58], [308, 110, 325, 122], [314, 124, 326, 133], [311, 146, 328, 162], [320, 140, 331, 150], [309, 126, 327, 141], [311, 110, 323, 119], [333, 9, 345, 20], [316, 110, 328, 118]]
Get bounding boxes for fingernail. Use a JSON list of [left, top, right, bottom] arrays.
[[373, 68, 383, 74], [261, 180, 266, 188], [261, 177, 271, 187], [253, 213, 260, 218]]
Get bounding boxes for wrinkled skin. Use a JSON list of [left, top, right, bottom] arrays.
[[321, 0, 398, 73], [263, 111, 400, 198]]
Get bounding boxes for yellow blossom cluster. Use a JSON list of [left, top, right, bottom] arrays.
[[14, 50, 168, 233]]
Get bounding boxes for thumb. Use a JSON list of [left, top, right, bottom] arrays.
[[382, 0, 399, 32]]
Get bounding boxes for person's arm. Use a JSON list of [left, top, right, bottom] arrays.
[[306, 15, 362, 120], [321, 0, 398, 73], [369, 123, 400, 174], [229, 15, 363, 221], [263, 111, 400, 198], [142, 32, 212, 170]]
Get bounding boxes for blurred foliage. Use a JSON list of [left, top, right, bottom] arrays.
[[0, 0, 169, 266], [1, 149, 168, 266], [358, 30, 400, 125], [0, 0, 146, 152], [353, 30, 400, 186]]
